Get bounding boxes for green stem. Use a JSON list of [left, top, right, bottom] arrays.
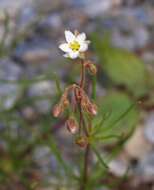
[[80, 144, 90, 190], [80, 59, 85, 89]]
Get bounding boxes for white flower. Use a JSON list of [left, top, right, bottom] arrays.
[[59, 30, 90, 59]]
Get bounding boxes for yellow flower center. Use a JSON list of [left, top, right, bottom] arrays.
[[69, 41, 80, 52]]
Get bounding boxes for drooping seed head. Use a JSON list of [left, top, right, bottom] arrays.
[[87, 103, 98, 116], [66, 117, 78, 134], [74, 87, 82, 101], [63, 99, 69, 107], [52, 104, 62, 117]]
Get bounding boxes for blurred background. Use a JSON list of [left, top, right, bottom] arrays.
[[0, 0, 154, 189]]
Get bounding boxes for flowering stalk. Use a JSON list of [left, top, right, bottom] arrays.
[[52, 30, 97, 190]]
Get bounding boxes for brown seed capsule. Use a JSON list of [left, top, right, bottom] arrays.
[[63, 99, 69, 107], [81, 99, 89, 113], [84, 60, 92, 67], [52, 104, 62, 117], [74, 87, 82, 101], [87, 103, 98, 116], [75, 136, 88, 148], [66, 117, 78, 134]]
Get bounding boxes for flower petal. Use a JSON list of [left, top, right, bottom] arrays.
[[65, 30, 75, 43], [76, 33, 86, 42], [63, 53, 69, 58], [69, 51, 79, 59], [79, 43, 88, 52], [59, 43, 70, 52]]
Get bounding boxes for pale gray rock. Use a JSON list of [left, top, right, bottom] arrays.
[[14, 39, 60, 65], [0, 0, 33, 18], [124, 126, 152, 159], [28, 80, 55, 97], [0, 59, 23, 111], [144, 113, 154, 144], [109, 159, 129, 176], [0, 83, 22, 111], [142, 52, 154, 63], [28, 80, 55, 113], [112, 26, 149, 50], [33, 146, 58, 175], [21, 106, 38, 121], [0, 59, 22, 80], [33, 0, 62, 13], [138, 153, 154, 176], [80, 0, 122, 17]]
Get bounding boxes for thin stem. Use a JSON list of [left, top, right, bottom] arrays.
[[79, 59, 91, 190], [80, 144, 90, 190], [80, 59, 85, 89], [78, 59, 85, 135], [80, 122, 91, 190]]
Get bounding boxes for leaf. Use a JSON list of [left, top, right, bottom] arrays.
[[92, 33, 149, 97], [91, 144, 108, 169], [53, 72, 62, 97], [48, 137, 75, 178], [92, 91, 139, 142]]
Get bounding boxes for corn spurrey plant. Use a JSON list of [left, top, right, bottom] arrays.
[[52, 30, 98, 190], [52, 30, 137, 190]]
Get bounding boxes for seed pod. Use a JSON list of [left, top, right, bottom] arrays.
[[63, 99, 69, 108], [74, 87, 82, 101], [66, 117, 78, 134], [87, 103, 98, 116], [81, 98, 88, 112], [75, 136, 88, 148], [52, 104, 62, 117]]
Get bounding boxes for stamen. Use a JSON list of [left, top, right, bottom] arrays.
[[69, 41, 80, 52]]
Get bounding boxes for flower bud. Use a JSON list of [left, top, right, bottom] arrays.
[[52, 104, 62, 117], [66, 117, 78, 134], [88, 63, 97, 75], [87, 103, 98, 116], [79, 52, 85, 59], [84, 60, 97, 75], [75, 136, 88, 148], [74, 30, 80, 36]]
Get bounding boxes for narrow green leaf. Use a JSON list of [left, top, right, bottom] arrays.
[[94, 134, 121, 141], [91, 144, 108, 169], [48, 137, 76, 180], [103, 102, 136, 133], [92, 111, 112, 135], [53, 72, 62, 96]]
